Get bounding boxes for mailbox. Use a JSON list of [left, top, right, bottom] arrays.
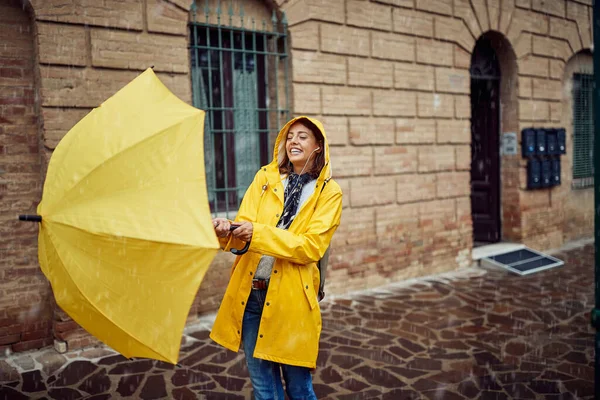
[[541, 159, 552, 187], [522, 128, 536, 157], [552, 158, 561, 186], [527, 159, 541, 189], [546, 128, 558, 155], [557, 128, 566, 154], [536, 129, 547, 155]]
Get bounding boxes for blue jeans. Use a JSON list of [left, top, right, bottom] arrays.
[[242, 289, 317, 400]]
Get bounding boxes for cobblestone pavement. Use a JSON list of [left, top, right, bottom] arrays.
[[0, 243, 595, 399]]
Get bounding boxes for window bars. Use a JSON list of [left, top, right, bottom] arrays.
[[190, 0, 291, 216], [572, 72, 594, 188]]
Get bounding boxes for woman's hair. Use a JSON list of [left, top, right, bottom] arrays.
[[278, 118, 325, 179]]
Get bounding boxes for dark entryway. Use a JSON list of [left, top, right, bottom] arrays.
[[470, 37, 501, 244]]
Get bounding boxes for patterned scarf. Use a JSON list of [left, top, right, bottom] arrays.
[[277, 172, 312, 229]]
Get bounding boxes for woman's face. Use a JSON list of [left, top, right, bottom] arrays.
[[286, 121, 320, 174]]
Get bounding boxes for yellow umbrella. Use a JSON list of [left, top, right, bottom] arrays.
[[20, 68, 219, 364]]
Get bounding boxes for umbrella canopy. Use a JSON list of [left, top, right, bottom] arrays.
[[35, 68, 219, 364]]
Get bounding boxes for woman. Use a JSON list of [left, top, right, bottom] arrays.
[[210, 116, 343, 399]]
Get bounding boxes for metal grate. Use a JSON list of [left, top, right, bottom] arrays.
[[190, 1, 291, 217], [481, 248, 564, 276], [572, 72, 594, 187]]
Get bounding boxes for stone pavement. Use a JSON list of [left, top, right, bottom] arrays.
[[0, 243, 595, 399]]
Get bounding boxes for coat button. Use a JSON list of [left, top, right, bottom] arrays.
[[241, 301, 245, 305], [266, 302, 270, 306], [249, 271, 253, 276], [305, 285, 309, 289], [259, 334, 263, 338], [276, 213, 279, 217], [274, 188, 277, 192], [237, 330, 240, 334], [273, 270, 277, 274]]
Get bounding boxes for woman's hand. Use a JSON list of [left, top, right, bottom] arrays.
[[231, 221, 253, 242], [212, 218, 231, 238]]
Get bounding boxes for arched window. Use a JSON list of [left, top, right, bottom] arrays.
[[189, 1, 291, 216]]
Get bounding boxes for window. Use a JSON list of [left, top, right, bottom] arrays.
[[572, 72, 594, 188], [189, 4, 291, 216]]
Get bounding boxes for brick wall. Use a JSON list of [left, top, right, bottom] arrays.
[[0, 0, 53, 354], [515, 0, 592, 250], [24, 0, 195, 352], [14, 0, 282, 351], [285, 0, 477, 295], [1, 0, 594, 355], [284, 0, 592, 294]]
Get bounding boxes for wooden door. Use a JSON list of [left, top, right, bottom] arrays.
[[470, 37, 501, 244]]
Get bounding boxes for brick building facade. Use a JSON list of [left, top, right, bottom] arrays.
[[0, 0, 594, 354]]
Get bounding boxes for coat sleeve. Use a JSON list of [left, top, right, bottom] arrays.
[[219, 170, 266, 252], [248, 182, 343, 265]]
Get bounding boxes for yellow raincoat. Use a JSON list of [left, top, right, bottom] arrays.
[[209, 116, 343, 368]]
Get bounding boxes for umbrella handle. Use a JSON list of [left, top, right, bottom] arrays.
[[231, 240, 250, 255], [229, 224, 250, 255], [19, 214, 42, 222]]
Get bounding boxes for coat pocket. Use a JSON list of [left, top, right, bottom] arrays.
[[299, 264, 318, 310]]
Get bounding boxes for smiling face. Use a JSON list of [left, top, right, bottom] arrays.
[[285, 121, 321, 174]]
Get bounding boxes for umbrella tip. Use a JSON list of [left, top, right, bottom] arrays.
[[18, 214, 42, 222], [150, 65, 154, 70]]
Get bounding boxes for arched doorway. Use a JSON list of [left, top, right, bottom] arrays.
[[470, 36, 501, 244]]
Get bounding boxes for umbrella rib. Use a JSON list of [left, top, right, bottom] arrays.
[[48, 112, 200, 214], [43, 226, 177, 362]]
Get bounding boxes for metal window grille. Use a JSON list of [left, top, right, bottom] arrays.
[[190, 1, 291, 217], [572, 72, 594, 188]]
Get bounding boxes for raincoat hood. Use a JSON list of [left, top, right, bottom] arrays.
[[272, 116, 332, 182]]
